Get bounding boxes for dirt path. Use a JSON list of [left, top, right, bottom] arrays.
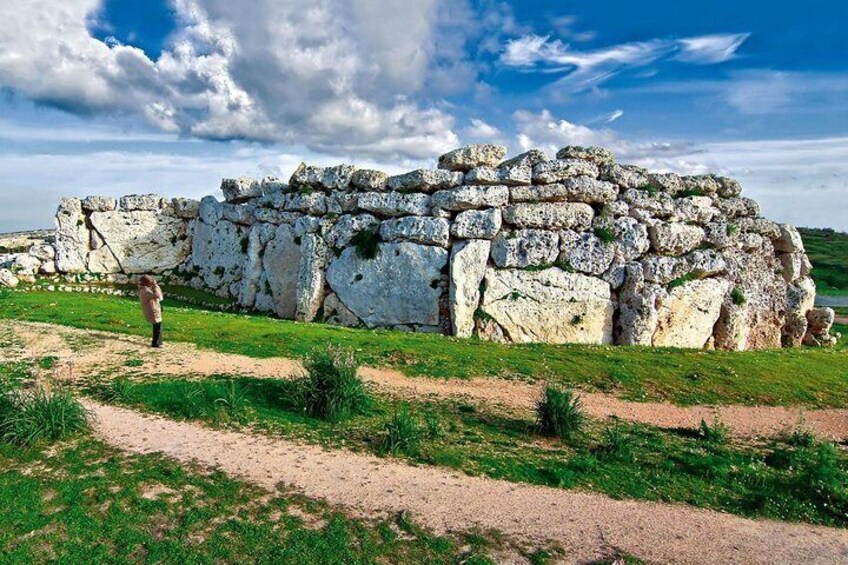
[[6, 321, 848, 441], [84, 400, 848, 564]]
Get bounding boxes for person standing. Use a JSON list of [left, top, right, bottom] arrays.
[[138, 275, 164, 348]]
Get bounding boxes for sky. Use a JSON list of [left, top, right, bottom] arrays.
[[0, 0, 846, 232]]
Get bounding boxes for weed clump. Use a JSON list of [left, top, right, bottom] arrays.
[[0, 386, 90, 446], [379, 403, 422, 455], [731, 286, 747, 306], [593, 226, 616, 244], [698, 417, 729, 445], [351, 228, 380, 260], [295, 347, 371, 422], [535, 385, 585, 442]]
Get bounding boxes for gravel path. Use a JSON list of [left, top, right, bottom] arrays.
[[84, 400, 848, 564], [7, 321, 848, 441]]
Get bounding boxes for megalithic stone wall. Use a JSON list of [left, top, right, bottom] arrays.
[[46, 144, 840, 349]]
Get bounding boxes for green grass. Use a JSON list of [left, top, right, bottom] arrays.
[[3, 290, 848, 407], [798, 227, 848, 296], [0, 387, 91, 446], [92, 375, 848, 528], [0, 438, 506, 564]]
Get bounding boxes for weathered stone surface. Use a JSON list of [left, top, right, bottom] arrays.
[[387, 169, 463, 193], [283, 193, 328, 215], [54, 198, 88, 273], [379, 216, 450, 247], [120, 194, 163, 211], [171, 198, 201, 219], [490, 229, 558, 268], [239, 223, 276, 308], [295, 234, 327, 322], [616, 263, 662, 346], [612, 217, 650, 261], [717, 197, 760, 219], [449, 239, 490, 337], [681, 175, 720, 195], [198, 196, 223, 225], [465, 165, 532, 187], [532, 159, 599, 184], [600, 164, 649, 189], [803, 307, 836, 347], [653, 278, 731, 348], [221, 203, 256, 225], [622, 188, 675, 219], [716, 176, 742, 198], [221, 178, 262, 203], [783, 276, 816, 347], [323, 292, 361, 327], [82, 196, 117, 212], [778, 253, 805, 283], [260, 176, 290, 194], [503, 202, 594, 230], [648, 222, 705, 255], [326, 192, 359, 215], [672, 196, 718, 224], [647, 173, 684, 195], [451, 208, 502, 239], [714, 302, 751, 351], [351, 169, 389, 191], [559, 231, 616, 275], [0, 268, 18, 288], [326, 242, 448, 327], [774, 224, 805, 253], [293, 215, 322, 237], [88, 210, 192, 274], [499, 149, 548, 169], [11, 254, 41, 275], [510, 177, 618, 205], [262, 224, 301, 319], [438, 144, 507, 172], [191, 216, 247, 291], [739, 217, 781, 239], [703, 222, 738, 249], [325, 214, 380, 248], [290, 163, 355, 191], [480, 267, 613, 344], [431, 186, 509, 211], [555, 146, 615, 166], [358, 192, 431, 217], [28, 244, 55, 262]]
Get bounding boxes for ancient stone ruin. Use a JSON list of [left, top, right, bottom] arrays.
[[2, 144, 838, 349]]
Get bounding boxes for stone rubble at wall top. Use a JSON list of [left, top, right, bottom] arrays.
[[34, 143, 839, 350]]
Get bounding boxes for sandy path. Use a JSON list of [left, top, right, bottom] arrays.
[[84, 400, 848, 564], [7, 321, 848, 441]]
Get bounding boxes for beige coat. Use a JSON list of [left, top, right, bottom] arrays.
[[139, 284, 164, 324]]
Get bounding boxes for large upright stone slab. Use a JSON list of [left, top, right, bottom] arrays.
[[262, 224, 302, 319], [653, 278, 731, 348], [295, 234, 327, 322], [54, 198, 88, 273], [326, 242, 448, 328], [88, 210, 192, 274], [191, 217, 247, 291], [480, 267, 614, 344], [449, 240, 490, 338]]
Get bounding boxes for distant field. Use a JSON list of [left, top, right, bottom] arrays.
[[799, 227, 848, 296]]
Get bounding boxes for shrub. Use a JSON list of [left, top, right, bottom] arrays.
[[295, 347, 371, 422], [535, 385, 585, 442], [593, 226, 616, 244], [698, 417, 729, 445], [731, 286, 746, 306], [351, 228, 380, 260], [380, 404, 422, 455], [596, 422, 631, 461], [213, 380, 251, 422], [423, 411, 444, 439], [0, 387, 90, 446]]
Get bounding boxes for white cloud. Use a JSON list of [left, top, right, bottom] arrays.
[[676, 33, 751, 64], [465, 118, 503, 140], [512, 109, 618, 155], [604, 109, 624, 123], [0, 0, 480, 159], [500, 32, 750, 92]]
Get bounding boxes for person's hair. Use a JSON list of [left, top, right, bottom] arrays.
[[139, 275, 156, 287]]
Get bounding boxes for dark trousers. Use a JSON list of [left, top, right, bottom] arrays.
[[152, 322, 163, 347]]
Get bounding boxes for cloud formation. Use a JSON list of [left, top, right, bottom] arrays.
[[0, 0, 479, 158], [500, 32, 750, 92]]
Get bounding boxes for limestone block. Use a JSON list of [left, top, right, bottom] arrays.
[[449, 239, 490, 337]]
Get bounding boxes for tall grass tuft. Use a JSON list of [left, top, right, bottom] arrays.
[[295, 346, 371, 422], [380, 404, 422, 455], [535, 385, 585, 442], [0, 387, 90, 446]]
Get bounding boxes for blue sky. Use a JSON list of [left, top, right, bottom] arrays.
[[0, 0, 846, 231]]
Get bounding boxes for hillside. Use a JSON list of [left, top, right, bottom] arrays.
[[798, 227, 848, 296]]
